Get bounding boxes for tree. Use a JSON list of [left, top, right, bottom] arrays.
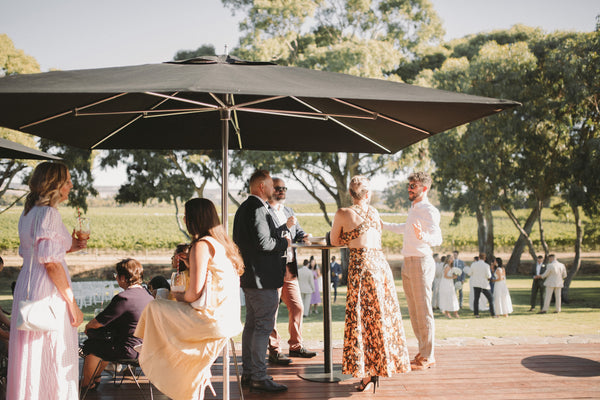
[[221, 0, 444, 223], [0, 35, 41, 212]]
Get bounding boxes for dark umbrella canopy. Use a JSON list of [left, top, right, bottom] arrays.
[[0, 55, 519, 154], [0, 137, 61, 160]]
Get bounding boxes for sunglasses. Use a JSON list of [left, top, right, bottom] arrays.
[[407, 183, 421, 189], [274, 186, 288, 192]]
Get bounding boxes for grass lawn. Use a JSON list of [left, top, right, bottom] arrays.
[[1, 275, 597, 342], [5, 275, 597, 342]]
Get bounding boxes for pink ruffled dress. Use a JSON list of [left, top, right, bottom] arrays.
[[7, 206, 79, 400]]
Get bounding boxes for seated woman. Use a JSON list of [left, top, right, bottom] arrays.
[[80, 258, 154, 390], [135, 198, 244, 400], [147, 275, 171, 298]]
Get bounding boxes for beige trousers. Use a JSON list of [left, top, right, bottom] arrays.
[[542, 286, 562, 312], [402, 255, 436, 362], [269, 265, 304, 353]]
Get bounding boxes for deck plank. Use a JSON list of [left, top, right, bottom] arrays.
[[81, 343, 600, 399]]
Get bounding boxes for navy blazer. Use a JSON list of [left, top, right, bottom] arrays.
[[233, 195, 288, 289]]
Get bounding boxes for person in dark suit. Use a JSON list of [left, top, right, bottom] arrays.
[[529, 255, 546, 312], [233, 170, 289, 393], [330, 256, 342, 303], [267, 178, 316, 364]]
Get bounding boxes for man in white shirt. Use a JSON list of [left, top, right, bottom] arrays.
[[469, 253, 496, 318], [539, 254, 568, 314], [267, 178, 317, 363], [383, 172, 442, 370]]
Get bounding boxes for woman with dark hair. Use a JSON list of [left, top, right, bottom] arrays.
[[492, 258, 513, 317], [80, 258, 153, 390], [330, 176, 410, 393], [135, 198, 244, 400], [8, 162, 87, 400]]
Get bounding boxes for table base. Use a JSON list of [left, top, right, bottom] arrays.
[[298, 365, 351, 383]]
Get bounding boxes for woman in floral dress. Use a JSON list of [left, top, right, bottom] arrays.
[[330, 176, 410, 392]]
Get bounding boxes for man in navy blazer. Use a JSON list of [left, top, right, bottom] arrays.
[[233, 170, 289, 393]]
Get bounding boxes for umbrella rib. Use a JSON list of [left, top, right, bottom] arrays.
[[290, 97, 391, 153], [20, 93, 129, 130], [331, 98, 432, 136], [91, 93, 174, 149], [145, 92, 219, 109]]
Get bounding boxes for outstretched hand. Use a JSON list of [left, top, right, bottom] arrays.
[[413, 221, 423, 240]]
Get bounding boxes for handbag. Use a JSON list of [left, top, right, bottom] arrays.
[[16, 210, 63, 332]]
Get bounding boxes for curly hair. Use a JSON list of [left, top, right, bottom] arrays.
[[408, 171, 433, 188], [24, 162, 70, 215]]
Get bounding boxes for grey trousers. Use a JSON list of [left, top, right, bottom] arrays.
[[242, 287, 279, 380]]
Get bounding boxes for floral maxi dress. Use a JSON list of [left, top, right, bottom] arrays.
[[339, 205, 411, 378]]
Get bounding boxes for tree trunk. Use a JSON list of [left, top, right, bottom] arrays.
[[536, 199, 549, 258], [485, 205, 495, 261], [475, 206, 486, 254], [504, 205, 539, 274], [563, 204, 583, 303], [173, 197, 191, 240]]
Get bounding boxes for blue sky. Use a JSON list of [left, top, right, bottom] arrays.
[[1, 0, 598, 187]]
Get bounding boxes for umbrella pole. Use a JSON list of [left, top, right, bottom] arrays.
[[220, 108, 231, 400], [221, 109, 230, 231]]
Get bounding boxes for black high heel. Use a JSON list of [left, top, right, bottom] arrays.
[[356, 376, 379, 393]]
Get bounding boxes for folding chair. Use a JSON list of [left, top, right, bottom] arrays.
[[80, 357, 153, 400]]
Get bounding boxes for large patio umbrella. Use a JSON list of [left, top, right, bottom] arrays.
[[0, 55, 519, 389], [0, 137, 61, 160], [0, 55, 519, 219]]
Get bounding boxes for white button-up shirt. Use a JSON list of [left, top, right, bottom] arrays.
[[383, 196, 442, 257]]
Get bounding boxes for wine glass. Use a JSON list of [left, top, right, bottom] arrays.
[[75, 217, 90, 254]]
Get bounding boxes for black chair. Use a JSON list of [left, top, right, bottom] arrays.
[[80, 357, 153, 400]]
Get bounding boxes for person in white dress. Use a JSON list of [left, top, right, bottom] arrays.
[[8, 162, 86, 400], [431, 253, 444, 310], [491, 258, 513, 317], [438, 254, 460, 318]]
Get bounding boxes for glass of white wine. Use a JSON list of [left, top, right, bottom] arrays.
[[75, 217, 90, 254]]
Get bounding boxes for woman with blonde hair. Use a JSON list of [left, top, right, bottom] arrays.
[[330, 176, 410, 393], [8, 162, 87, 400], [135, 198, 244, 400]]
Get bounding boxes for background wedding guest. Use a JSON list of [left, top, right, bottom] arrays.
[[432, 253, 443, 310], [529, 255, 546, 312], [80, 258, 153, 390], [331, 175, 410, 392], [309, 257, 321, 315], [492, 258, 513, 317], [439, 254, 460, 319], [469, 253, 496, 318], [452, 250, 466, 308], [8, 162, 86, 400], [147, 275, 171, 298], [539, 254, 567, 314], [298, 260, 315, 318], [330, 256, 342, 303]]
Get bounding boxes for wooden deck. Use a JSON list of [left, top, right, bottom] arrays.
[[81, 342, 600, 400]]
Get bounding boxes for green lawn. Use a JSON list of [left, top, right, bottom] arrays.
[[5, 275, 595, 340]]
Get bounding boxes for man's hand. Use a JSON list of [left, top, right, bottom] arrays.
[[413, 221, 423, 240], [286, 216, 297, 229]]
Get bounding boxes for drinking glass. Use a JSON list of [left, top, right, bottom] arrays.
[[75, 217, 91, 254]]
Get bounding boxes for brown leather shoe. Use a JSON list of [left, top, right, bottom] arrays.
[[268, 351, 292, 365]]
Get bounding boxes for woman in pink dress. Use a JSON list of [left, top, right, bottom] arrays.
[[7, 162, 86, 400], [309, 257, 321, 314]]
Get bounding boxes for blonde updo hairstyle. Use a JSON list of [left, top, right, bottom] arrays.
[[24, 162, 70, 215], [349, 175, 370, 201]]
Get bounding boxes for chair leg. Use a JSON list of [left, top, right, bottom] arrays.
[[80, 359, 103, 400], [230, 338, 244, 400]]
